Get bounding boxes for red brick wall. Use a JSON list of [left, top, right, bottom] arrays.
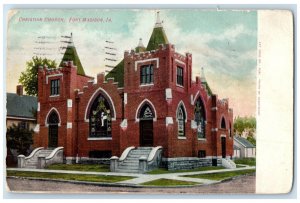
[[35, 45, 234, 160]]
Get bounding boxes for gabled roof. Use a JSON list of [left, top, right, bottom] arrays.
[[234, 136, 255, 148], [59, 34, 86, 76], [6, 93, 37, 119], [234, 145, 241, 150]]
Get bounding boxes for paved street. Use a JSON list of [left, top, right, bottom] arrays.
[[6, 174, 255, 194], [6, 166, 255, 194]]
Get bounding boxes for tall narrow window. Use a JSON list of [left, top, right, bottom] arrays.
[[89, 94, 112, 138], [140, 64, 154, 84], [50, 79, 60, 95], [177, 66, 184, 86], [177, 105, 186, 137], [221, 117, 226, 129], [229, 122, 232, 137], [194, 97, 206, 138]]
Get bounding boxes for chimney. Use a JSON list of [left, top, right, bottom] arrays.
[[16, 85, 23, 96]]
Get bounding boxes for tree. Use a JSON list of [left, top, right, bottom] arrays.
[[19, 56, 56, 96], [233, 116, 256, 137], [6, 123, 33, 155]]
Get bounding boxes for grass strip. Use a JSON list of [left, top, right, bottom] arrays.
[[183, 169, 255, 181], [46, 164, 110, 172], [234, 158, 256, 166], [141, 178, 199, 186], [7, 170, 133, 183], [147, 166, 225, 174]]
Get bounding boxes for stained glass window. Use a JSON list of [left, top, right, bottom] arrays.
[[89, 95, 112, 137], [177, 105, 185, 137], [194, 97, 206, 138], [139, 104, 154, 120]]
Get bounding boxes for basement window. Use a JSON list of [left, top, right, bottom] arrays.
[[198, 150, 206, 158]]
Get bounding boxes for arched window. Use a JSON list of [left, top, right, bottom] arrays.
[[139, 104, 154, 120], [221, 117, 226, 129], [48, 111, 59, 124], [89, 94, 112, 138], [194, 97, 206, 138], [177, 105, 186, 137]]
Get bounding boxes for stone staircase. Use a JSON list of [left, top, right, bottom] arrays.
[[221, 158, 236, 169], [25, 149, 53, 169], [18, 147, 64, 169], [115, 147, 153, 173]]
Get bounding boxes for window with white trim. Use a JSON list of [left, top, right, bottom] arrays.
[[177, 66, 184, 86], [140, 64, 154, 84], [194, 97, 206, 138], [50, 79, 60, 95], [89, 95, 112, 138], [177, 105, 186, 137]]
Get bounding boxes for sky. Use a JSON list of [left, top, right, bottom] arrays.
[[6, 9, 257, 118]]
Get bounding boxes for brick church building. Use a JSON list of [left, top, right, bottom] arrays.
[[33, 12, 234, 166]]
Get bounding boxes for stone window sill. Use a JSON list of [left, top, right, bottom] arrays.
[[49, 95, 60, 97], [140, 83, 154, 87], [198, 138, 207, 141], [177, 136, 186, 140], [88, 137, 112, 141]]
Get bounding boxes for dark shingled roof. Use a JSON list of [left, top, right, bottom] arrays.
[[105, 59, 124, 87], [59, 44, 86, 76], [234, 145, 241, 150], [234, 136, 255, 148], [6, 93, 37, 119], [146, 27, 169, 51]]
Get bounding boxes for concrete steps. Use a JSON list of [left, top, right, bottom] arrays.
[[24, 149, 54, 169], [116, 147, 153, 173]]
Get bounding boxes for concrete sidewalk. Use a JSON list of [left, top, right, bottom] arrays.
[[6, 166, 255, 186]]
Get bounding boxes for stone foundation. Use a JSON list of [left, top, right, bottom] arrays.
[[162, 157, 222, 171], [79, 157, 110, 165]]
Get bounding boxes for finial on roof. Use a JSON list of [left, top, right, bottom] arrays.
[[138, 38, 145, 48], [69, 32, 74, 47], [154, 11, 163, 28], [200, 67, 207, 83]]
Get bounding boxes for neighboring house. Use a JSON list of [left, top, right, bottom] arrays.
[[234, 136, 256, 158], [6, 85, 37, 166], [6, 85, 37, 130], [34, 12, 234, 168], [233, 145, 241, 158]]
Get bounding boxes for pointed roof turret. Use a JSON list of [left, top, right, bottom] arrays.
[[200, 67, 213, 96], [200, 67, 207, 83], [135, 38, 146, 53], [146, 11, 169, 51], [59, 33, 86, 76]]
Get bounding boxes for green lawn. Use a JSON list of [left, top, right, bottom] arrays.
[[46, 164, 110, 172], [183, 169, 255, 181], [234, 158, 256, 166], [147, 166, 225, 174], [7, 170, 134, 183], [141, 178, 199, 186]]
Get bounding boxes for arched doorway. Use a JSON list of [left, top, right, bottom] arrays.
[[139, 104, 154, 146], [48, 111, 59, 148]]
